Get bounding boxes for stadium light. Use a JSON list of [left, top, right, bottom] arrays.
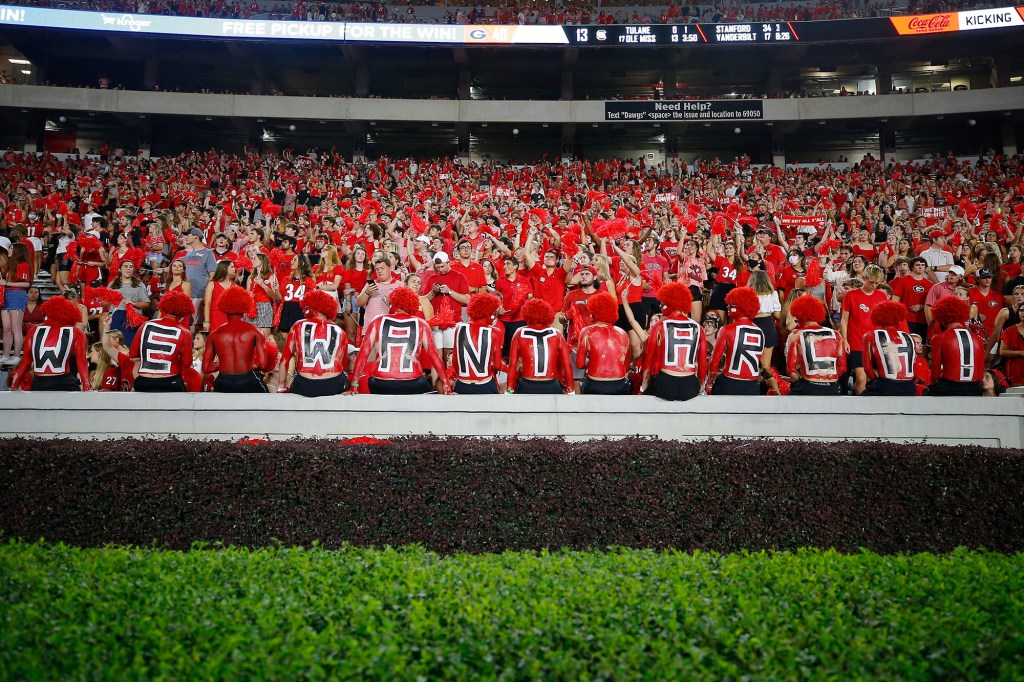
[[8, 58, 30, 65]]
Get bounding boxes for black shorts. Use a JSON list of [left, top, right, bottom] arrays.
[[641, 296, 661, 319], [688, 285, 703, 305], [30, 374, 82, 391], [926, 378, 982, 397], [863, 378, 916, 396], [753, 316, 778, 349], [708, 282, 736, 312], [502, 321, 526, 357], [580, 376, 631, 395], [368, 376, 432, 395], [514, 378, 563, 394], [711, 374, 760, 396], [214, 371, 268, 394], [615, 301, 648, 334], [290, 373, 349, 397], [847, 351, 863, 370], [646, 372, 701, 401], [454, 378, 499, 395], [789, 378, 839, 396], [134, 375, 185, 392]]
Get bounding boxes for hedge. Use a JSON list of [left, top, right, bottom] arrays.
[[2, 542, 1022, 680], [1, 438, 1022, 553]]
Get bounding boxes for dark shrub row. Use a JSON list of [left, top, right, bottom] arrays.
[[1, 438, 1021, 553]]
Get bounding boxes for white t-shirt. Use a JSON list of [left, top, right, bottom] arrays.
[[921, 247, 954, 282]]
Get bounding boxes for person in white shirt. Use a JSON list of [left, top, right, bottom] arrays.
[[922, 232, 955, 283]]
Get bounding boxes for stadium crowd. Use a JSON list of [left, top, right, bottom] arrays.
[[5, 0, 1006, 25], [0, 147, 1022, 397]]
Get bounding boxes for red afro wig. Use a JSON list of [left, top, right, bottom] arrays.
[[388, 286, 421, 315], [218, 285, 254, 315], [467, 292, 501, 321], [788, 294, 826, 324], [158, 290, 195, 319], [725, 286, 760, 321], [930, 296, 969, 328], [657, 282, 693, 315], [869, 301, 907, 328], [39, 296, 82, 328], [586, 292, 619, 324], [522, 298, 555, 327], [301, 289, 338, 320]]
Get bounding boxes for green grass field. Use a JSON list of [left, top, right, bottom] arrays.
[[1, 541, 1022, 680]]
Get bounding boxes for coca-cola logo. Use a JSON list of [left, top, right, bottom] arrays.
[[907, 14, 953, 31]]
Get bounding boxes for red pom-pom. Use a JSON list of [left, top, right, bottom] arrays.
[[158, 290, 194, 318], [614, 206, 629, 220], [586, 292, 619, 324], [804, 259, 823, 289], [261, 338, 280, 373], [657, 282, 693, 314], [818, 188, 831, 197], [789, 294, 826, 323], [388, 286, 421, 315], [39, 296, 82, 328], [931, 296, 969, 328], [595, 218, 631, 239], [301, 289, 338, 320], [76, 235, 102, 252], [234, 255, 254, 271], [522, 298, 555, 327], [427, 305, 458, 330], [467, 292, 501, 321], [725, 286, 760, 321], [86, 286, 124, 311], [125, 305, 147, 328], [869, 301, 907, 328], [219, 285, 254, 315], [711, 215, 727, 237]]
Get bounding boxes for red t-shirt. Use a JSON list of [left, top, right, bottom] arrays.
[[890, 275, 933, 325], [841, 287, 888, 352], [969, 287, 1003, 335], [529, 265, 567, 312]]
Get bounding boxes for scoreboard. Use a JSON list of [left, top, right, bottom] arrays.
[[568, 23, 798, 45]]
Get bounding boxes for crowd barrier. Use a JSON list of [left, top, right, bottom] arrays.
[[0, 393, 1020, 447]]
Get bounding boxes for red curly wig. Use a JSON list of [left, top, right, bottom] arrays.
[[725, 286, 760, 321], [789, 294, 826, 324], [869, 301, 907, 328], [218, 285, 254, 315], [40, 296, 82, 328], [301, 290, 338, 320], [657, 282, 693, 315], [522, 298, 555, 326], [388, 286, 421, 315], [586, 292, 619, 324], [158, 290, 195, 319], [930, 296, 969, 328], [467, 292, 501, 321]]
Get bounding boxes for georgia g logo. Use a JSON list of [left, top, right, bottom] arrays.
[[859, 303, 870, 312]]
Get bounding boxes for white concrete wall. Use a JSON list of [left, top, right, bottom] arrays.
[[0, 393, 1020, 447]]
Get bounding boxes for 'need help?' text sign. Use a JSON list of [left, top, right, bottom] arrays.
[[605, 100, 764, 122]]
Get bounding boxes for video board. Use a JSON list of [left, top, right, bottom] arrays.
[[0, 4, 1020, 45]]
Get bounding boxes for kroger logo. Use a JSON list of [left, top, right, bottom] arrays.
[[100, 14, 153, 31]]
